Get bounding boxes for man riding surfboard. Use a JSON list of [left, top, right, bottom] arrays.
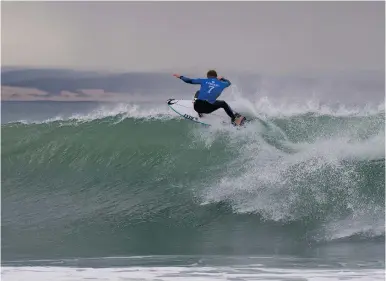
[[173, 70, 245, 126]]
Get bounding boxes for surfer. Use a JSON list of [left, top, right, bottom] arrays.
[[173, 70, 245, 126]]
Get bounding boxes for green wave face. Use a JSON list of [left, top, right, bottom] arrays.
[[2, 111, 385, 260]]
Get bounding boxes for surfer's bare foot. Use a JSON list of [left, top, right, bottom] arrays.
[[233, 115, 245, 126], [234, 116, 243, 126]]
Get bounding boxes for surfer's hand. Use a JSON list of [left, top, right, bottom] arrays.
[[217, 76, 223, 80], [173, 74, 181, 78]]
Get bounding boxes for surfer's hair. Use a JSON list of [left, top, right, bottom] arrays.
[[207, 70, 217, 78]]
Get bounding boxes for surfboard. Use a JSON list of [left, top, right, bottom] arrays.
[[166, 98, 246, 127]]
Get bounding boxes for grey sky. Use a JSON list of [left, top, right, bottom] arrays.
[[2, 1, 385, 75]]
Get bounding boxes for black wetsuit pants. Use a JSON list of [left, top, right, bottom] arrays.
[[194, 99, 236, 120]]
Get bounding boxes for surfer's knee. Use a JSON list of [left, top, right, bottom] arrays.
[[215, 100, 228, 108]]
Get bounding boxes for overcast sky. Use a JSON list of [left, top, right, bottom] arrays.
[[2, 1, 385, 75]]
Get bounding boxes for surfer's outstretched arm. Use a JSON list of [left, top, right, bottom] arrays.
[[180, 76, 202, 85], [173, 74, 202, 85]]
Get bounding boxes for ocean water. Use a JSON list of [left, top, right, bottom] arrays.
[[1, 95, 385, 280]]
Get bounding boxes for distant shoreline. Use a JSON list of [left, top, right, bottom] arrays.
[[2, 67, 384, 103]]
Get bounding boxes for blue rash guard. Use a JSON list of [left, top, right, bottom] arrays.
[[179, 76, 231, 104]]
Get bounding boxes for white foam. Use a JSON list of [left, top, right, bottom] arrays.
[[227, 88, 384, 118], [12, 102, 177, 125], [68, 103, 175, 123], [324, 212, 385, 241], [199, 110, 384, 237], [1, 266, 384, 281], [8, 94, 384, 125]]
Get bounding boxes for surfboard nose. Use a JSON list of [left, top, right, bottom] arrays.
[[167, 99, 177, 105]]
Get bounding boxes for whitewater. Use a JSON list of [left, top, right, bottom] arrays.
[[1, 95, 385, 281]]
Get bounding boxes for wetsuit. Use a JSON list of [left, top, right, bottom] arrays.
[[179, 76, 236, 120]]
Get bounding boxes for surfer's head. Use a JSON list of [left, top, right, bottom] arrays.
[[207, 70, 217, 78]]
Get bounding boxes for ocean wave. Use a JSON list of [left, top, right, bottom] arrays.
[[2, 102, 384, 260]]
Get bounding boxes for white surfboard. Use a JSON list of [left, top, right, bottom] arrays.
[[166, 98, 246, 127]]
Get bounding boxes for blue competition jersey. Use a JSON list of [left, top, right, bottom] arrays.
[[179, 76, 231, 104]]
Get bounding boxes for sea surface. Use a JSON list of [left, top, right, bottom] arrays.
[[1, 94, 385, 280]]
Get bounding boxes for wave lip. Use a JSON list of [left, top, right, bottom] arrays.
[[3, 97, 384, 125]]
